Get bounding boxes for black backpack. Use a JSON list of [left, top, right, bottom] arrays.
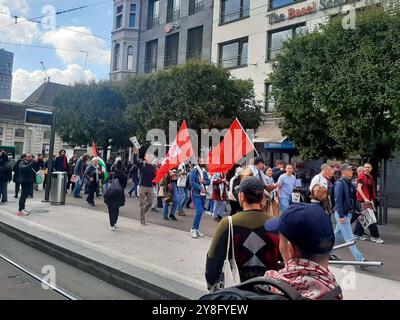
[[199, 276, 342, 301]]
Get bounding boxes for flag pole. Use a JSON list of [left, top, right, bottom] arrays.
[[235, 118, 260, 157]]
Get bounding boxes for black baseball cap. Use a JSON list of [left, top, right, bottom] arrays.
[[239, 176, 264, 198], [264, 203, 334, 254]]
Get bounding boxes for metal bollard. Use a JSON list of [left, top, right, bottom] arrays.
[[332, 241, 355, 251]]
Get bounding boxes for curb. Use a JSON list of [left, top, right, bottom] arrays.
[[0, 220, 204, 300]]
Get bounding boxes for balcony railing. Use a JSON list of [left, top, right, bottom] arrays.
[[166, 9, 180, 23], [164, 56, 178, 69], [186, 51, 202, 61], [147, 16, 160, 30], [219, 54, 248, 69], [220, 6, 250, 24], [189, 0, 205, 15]]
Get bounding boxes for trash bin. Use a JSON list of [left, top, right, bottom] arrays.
[[50, 172, 67, 205]]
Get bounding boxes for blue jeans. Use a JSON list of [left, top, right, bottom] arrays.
[[334, 212, 365, 261], [163, 198, 178, 219], [280, 197, 292, 214], [205, 198, 214, 212], [129, 180, 139, 197], [73, 176, 83, 197], [177, 187, 190, 212], [192, 195, 206, 230], [0, 182, 8, 202], [213, 200, 226, 219]]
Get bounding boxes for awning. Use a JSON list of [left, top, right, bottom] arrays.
[[253, 121, 286, 143]]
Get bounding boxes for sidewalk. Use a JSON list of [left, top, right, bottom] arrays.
[[0, 197, 400, 299]]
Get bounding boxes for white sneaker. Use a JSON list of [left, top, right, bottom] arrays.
[[196, 230, 204, 237], [114, 223, 118, 228], [370, 237, 384, 244], [110, 226, 117, 231], [355, 235, 368, 241], [190, 229, 198, 239]]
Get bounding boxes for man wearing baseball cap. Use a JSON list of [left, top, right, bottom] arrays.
[[206, 177, 280, 289], [264, 203, 342, 300]]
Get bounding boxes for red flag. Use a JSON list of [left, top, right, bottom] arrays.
[[153, 121, 194, 183], [92, 141, 98, 157], [207, 118, 255, 174]]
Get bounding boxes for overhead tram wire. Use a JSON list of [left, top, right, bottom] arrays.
[[0, 0, 113, 30]]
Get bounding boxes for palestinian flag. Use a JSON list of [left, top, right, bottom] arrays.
[[93, 141, 109, 180]]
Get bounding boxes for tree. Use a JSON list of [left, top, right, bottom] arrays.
[[269, 6, 400, 165], [123, 61, 263, 148], [54, 81, 129, 152]]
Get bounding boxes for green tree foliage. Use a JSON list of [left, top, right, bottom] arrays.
[[54, 82, 128, 151], [269, 6, 400, 162], [123, 61, 263, 145]]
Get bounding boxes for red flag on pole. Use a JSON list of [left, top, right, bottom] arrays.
[[92, 141, 98, 157], [153, 120, 194, 183], [207, 118, 255, 174]]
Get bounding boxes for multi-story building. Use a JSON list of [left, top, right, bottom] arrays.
[[0, 82, 68, 157], [110, 0, 213, 78], [0, 48, 13, 100]]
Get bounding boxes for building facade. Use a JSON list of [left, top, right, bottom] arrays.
[[0, 48, 13, 100], [0, 82, 68, 157], [211, 0, 371, 111], [110, 0, 213, 79]]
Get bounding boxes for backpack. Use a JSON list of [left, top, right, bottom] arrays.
[[199, 276, 342, 301]]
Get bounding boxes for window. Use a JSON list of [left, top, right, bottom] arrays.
[[189, 0, 205, 15], [267, 24, 305, 60], [0, 127, 3, 136], [219, 37, 248, 69], [167, 0, 180, 23], [113, 43, 120, 71], [269, 0, 305, 10], [147, 0, 160, 29], [43, 131, 51, 140], [15, 129, 24, 138], [145, 40, 158, 73], [14, 142, 23, 155], [187, 26, 203, 60], [164, 33, 179, 68], [129, 3, 136, 27], [127, 46, 134, 70], [265, 84, 276, 112], [220, 0, 250, 24], [115, 5, 123, 29]]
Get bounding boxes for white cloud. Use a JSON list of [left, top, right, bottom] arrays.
[[0, 0, 30, 15], [11, 64, 96, 102], [0, 2, 41, 44], [41, 26, 111, 65]]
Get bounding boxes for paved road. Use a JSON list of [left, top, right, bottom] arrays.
[[0, 232, 140, 300]]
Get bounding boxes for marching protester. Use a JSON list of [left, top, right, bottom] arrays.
[[127, 162, 139, 198], [205, 177, 280, 289], [189, 158, 210, 238], [54, 149, 69, 172], [84, 157, 100, 207], [309, 164, 333, 213], [211, 172, 228, 222], [354, 163, 384, 244], [176, 162, 189, 216], [333, 163, 367, 266], [228, 167, 243, 216], [277, 164, 297, 213], [151, 159, 161, 213], [272, 160, 286, 182], [13, 154, 24, 198], [264, 203, 343, 300], [73, 153, 89, 198], [104, 160, 127, 231], [0, 151, 12, 203], [161, 170, 179, 221], [17, 153, 39, 216], [133, 148, 156, 225], [67, 154, 78, 193]]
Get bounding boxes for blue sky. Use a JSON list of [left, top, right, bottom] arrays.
[[0, 0, 114, 100]]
